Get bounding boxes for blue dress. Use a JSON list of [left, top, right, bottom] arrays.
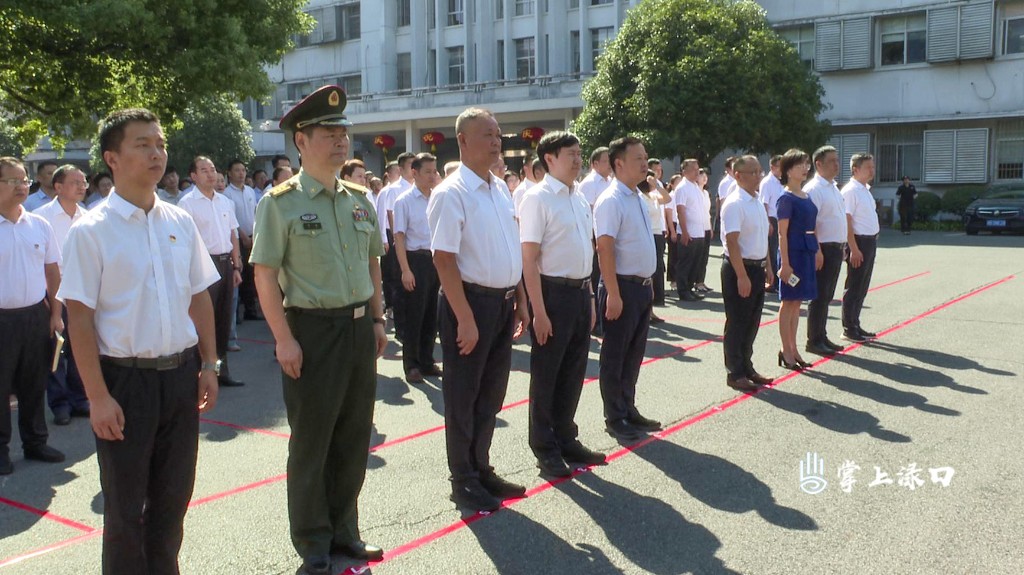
[[776, 191, 819, 301]]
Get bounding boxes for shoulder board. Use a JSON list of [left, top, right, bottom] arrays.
[[340, 180, 371, 195], [269, 176, 300, 197]]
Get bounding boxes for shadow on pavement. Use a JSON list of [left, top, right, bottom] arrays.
[[836, 354, 988, 395], [803, 371, 961, 416], [752, 387, 912, 442], [866, 341, 1016, 378]]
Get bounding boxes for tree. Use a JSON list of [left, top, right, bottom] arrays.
[[0, 116, 20, 156], [0, 0, 311, 150], [166, 96, 255, 177], [575, 0, 830, 162]]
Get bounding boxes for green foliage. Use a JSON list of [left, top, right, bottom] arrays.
[[941, 186, 986, 217], [915, 192, 941, 221], [166, 97, 255, 177], [0, 116, 21, 156], [575, 0, 830, 161], [0, 0, 312, 151]]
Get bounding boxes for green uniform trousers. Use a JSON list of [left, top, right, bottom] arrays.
[[283, 306, 376, 559]]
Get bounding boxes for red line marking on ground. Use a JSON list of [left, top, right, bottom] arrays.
[[0, 531, 103, 568], [0, 496, 96, 534], [339, 273, 1011, 573], [188, 473, 289, 509]]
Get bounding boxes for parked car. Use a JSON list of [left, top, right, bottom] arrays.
[[963, 183, 1024, 235]]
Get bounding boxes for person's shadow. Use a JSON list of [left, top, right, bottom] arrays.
[[836, 354, 987, 395], [376, 375, 414, 407], [631, 440, 818, 531], [803, 371, 960, 416], [753, 387, 912, 442], [557, 471, 743, 574], [866, 341, 1016, 377]]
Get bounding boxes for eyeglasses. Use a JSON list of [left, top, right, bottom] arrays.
[[0, 178, 31, 187]]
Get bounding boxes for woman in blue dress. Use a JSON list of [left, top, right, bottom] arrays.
[[775, 149, 820, 370]]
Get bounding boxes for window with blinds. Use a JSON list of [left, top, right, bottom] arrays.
[[927, 1, 995, 62], [923, 128, 990, 183], [815, 18, 873, 72], [826, 134, 872, 185]]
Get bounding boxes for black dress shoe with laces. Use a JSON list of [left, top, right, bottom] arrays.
[[536, 454, 572, 478], [627, 413, 662, 431], [726, 376, 760, 393], [606, 418, 644, 441], [747, 372, 774, 386], [560, 441, 606, 465], [841, 330, 867, 343], [218, 376, 245, 387], [421, 364, 444, 377], [301, 554, 330, 574], [480, 472, 527, 499], [0, 453, 12, 475], [825, 339, 845, 352], [805, 341, 837, 356], [54, 410, 71, 426], [24, 445, 65, 463], [332, 540, 384, 561], [450, 480, 501, 512], [858, 328, 877, 339]]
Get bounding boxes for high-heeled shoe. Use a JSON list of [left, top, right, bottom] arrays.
[[794, 356, 814, 369], [777, 351, 803, 371]]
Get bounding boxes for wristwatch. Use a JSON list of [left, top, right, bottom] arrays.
[[201, 360, 222, 376]]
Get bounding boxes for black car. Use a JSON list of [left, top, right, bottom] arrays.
[[963, 184, 1024, 235]]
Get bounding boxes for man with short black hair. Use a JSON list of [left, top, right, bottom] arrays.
[[759, 155, 784, 288], [674, 159, 706, 301], [579, 147, 612, 300], [381, 152, 416, 341], [157, 166, 182, 205], [23, 160, 59, 211], [805, 145, 847, 356], [224, 159, 260, 321], [840, 153, 880, 342], [512, 153, 544, 218]]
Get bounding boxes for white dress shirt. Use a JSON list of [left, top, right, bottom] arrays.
[[578, 170, 610, 208], [512, 179, 535, 218], [58, 192, 219, 358], [759, 173, 783, 219], [593, 178, 657, 278], [22, 189, 55, 212], [0, 207, 60, 308], [721, 187, 769, 260], [392, 187, 432, 252], [717, 175, 736, 203], [842, 179, 880, 236], [428, 164, 522, 289], [177, 189, 240, 255], [701, 188, 713, 231], [804, 173, 848, 243], [675, 178, 705, 237], [222, 183, 257, 236], [33, 197, 86, 249], [518, 173, 594, 279], [644, 191, 665, 235], [156, 188, 182, 206]]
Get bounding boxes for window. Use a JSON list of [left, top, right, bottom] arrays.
[[570, 31, 580, 74], [927, 2, 994, 62], [826, 133, 872, 185], [880, 14, 926, 65], [397, 52, 412, 91], [591, 27, 613, 69], [780, 25, 815, 67], [515, 37, 535, 81], [570, 0, 579, 8], [996, 120, 1024, 180], [428, 0, 435, 29], [447, 46, 465, 87], [336, 3, 360, 41], [397, 0, 411, 27], [591, 0, 613, 4], [496, 0, 504, 19], [340, 75, 361, 98], [815, 18, 872, 71], [877, 126, 923, 183], [496, 40, 505, 80], [515, 0, 534, 17], [923, 128, 990, 184], [287, 82, 317, 101], [1005, 17, 1024, 54], [448, 0, 464, 26]]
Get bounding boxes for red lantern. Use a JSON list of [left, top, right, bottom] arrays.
[[521, 127, 545, 148], [421, 131, 446, 153], [373, 134, 396, 162]]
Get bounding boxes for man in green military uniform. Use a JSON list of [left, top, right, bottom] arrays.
[[250, 85, 387, 575]]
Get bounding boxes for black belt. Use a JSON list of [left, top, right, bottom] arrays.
[[820, 241, 844, 247], [463, 282, 516, 300], [409, 249, 432, 256], [0, 300, 46, 315], [286, 301, 368, 318], [541, 275, 591, 290], [101, 346, 196, 371], [854, 234, 878, 239], [616, 274, 653, 286], [211, 253, 232, 261], [742, 258, 766, 268]]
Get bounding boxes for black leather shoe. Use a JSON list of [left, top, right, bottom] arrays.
[[450, 480, 501, 511], [825, 339, 845, 352], [24, 445, 65, 463], [536, 454, 572, 478], [649, 315, 665, 325], [747, 372, 774, 386], [332, 541, 383, 561], [858, 328, 877, 339], [805, 341, 837, 356], [841, 330, 867, 343], [679, 291, 699, 302], [405, 368, 424, 383], [301, 554, 330, 574], [218, 376, 245, 387], [0, 453, 12, 475], [421, 364, 443, 377], [726, 376, 760, 393], [54, 410, 71, 426], [480, 473, 527, 499], [560, 441, 606, 465], [606, 418, 644, 441], [71, 405, 91, 417], [627, 413, 662, 432]]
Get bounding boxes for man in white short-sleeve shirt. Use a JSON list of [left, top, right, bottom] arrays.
[[840, 153, 880, 342], [673, 159, 707, 301], [759, 155, 784, 283], [58, 109, 219, 574], [803, 145, 847, 355]]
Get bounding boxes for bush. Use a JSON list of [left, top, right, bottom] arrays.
[[915, 192, 941, 221], [941, 186, 986, 217]]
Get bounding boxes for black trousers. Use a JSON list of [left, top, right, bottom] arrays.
[[807, 242, 845, 345], [401, 251, 440, 373], [652, 234, 667, 305], [528, 279, 591, 457], [46, 306, 89, 415], [207, 255, 233, 380], [721, 261, 766, 379], [767, 218, 779, 274], [598, 279, 653, 422], [842, 235, 877, 332], [283, 307, 377, 558], [439, 288, 515, 484], [899, 204, 914, 233], [674, 236, 705, 296], [696, 230, 712, 285], [96, 349, 200, 575], [0, 301, 50, 456], [238, 243, 258, 316], [589, 243, 601, 299], [666, 229, 677, 284], [383, 230, 405, 337]]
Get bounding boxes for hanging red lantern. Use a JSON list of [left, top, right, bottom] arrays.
[[521, 127, 545, 148], [421, 131, 446, 153], [373, 134, 396, 162]]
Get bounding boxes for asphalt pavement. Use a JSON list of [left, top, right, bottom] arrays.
[[2, 229, 1022, 575]]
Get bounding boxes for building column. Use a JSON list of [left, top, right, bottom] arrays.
[[405, 120, 418, 153]]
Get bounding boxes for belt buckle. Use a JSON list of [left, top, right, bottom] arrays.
[[642, 277, 653, 286], [581, 279, 592, 291], [353, 305, 366, 319], [156, 354, 178, 371], [504, 288, 516, 300]]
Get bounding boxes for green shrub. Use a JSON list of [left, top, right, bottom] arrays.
[[941, 186, 986, 217], [915, 192, 941, 221]]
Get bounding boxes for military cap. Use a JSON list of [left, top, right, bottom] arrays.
[[279, 84, 353, 132]]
